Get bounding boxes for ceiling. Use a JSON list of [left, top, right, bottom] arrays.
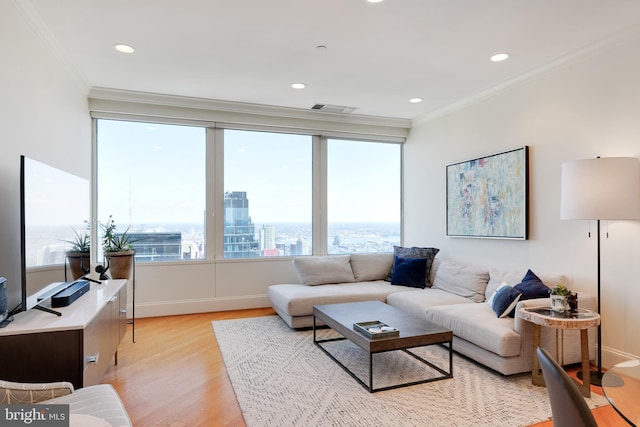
[[18, 0, 640, 121]]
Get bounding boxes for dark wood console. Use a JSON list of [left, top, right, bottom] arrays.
[[0, 280, 127, 389]]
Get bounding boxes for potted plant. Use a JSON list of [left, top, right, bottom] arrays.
[[100, 215, 136, 280], [549, 284, 571, 313], [62, 222, 91, 280]]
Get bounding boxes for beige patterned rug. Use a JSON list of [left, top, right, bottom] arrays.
[[212, 315, 608, 427]]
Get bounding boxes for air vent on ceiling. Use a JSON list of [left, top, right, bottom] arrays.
[[310, 104, 358, 114]]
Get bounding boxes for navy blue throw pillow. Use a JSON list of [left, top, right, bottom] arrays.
[[491, 286, 522, 318], [391, 257, 427, 288], [514, 270, 551, 300], [385, 246, 440, 287]]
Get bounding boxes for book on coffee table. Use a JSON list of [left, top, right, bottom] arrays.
[[353, 321, 399, 338]]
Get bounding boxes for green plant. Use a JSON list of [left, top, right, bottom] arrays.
[[550, 284, 570, 296], [100, 215, 136, 253], [62, 221, 90, 253]]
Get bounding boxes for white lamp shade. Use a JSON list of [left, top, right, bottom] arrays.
[[560, 157, 640, 220]]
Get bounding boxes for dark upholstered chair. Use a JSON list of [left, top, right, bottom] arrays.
[[536, 347, 598, 427]]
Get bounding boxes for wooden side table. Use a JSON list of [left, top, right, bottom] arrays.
[[520, 306, 600, 398]]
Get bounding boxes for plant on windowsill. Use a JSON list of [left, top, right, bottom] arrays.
[[100, 215, 137, 280], [62, 221, 91, 280]]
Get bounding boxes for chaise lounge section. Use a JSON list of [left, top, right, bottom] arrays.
[[267, 252, 596, 376]]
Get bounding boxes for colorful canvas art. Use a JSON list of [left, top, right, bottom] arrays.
[[446, 147, 528, 239]]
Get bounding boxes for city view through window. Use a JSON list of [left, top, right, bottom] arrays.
[[223, 191, 401, 258], [95, 121, 401, 263]]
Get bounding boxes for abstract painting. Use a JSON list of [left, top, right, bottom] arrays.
[[446, 147, 528, 239]]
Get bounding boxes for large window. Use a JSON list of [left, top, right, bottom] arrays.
[[95, 119, 402, 262], [96, 120, 206, 262], [223, 129, 313, 258], [327, 139, 401, 254]]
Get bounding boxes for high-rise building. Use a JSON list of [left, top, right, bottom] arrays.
[[128, 232, 182, 262], [224, 191, 259, 258], [259, 224, 275, 253], [296, 237, 309, 255]]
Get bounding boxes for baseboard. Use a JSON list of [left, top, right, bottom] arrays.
[[130, 295, 271, 318], [601, 345, 640, 369]]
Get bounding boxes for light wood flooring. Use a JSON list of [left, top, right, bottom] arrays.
[[102, 309, 629, 427]]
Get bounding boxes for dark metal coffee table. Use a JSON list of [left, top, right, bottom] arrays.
[[313, 300, 453, 393]]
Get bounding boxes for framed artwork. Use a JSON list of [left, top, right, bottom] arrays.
[[446, 146, 529, 239]]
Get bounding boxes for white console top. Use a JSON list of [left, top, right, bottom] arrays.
[[0, 279, 126, 336]]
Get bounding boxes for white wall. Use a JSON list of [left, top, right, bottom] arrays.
[[404, 30, 640, 367], [0, 2, 91, 310], [131, 258, 299, 318]]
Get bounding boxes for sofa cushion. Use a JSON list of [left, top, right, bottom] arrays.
[[268, 281, 410, 317], [350, 253, 394, 282], [385, 246, 439, 287], [386, 288, 473, 320], [432, 260, 489, 303], [390, 257, 427, 288], [292, 255, 355, 285], [425, 303, 522, 357], [514, 270, 551, 300]]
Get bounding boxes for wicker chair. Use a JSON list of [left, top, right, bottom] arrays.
[[0, 380, 131, 427]]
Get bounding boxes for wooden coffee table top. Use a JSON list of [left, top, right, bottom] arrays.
[[313, 301, 453, 353]]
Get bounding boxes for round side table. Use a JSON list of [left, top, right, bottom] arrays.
[[519, 306, 600, 398]]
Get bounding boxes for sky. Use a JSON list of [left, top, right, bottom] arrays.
[[97, 120, 401, 226]]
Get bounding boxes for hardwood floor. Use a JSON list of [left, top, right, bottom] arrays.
[[103, 309, 629, 427], [102, 308, 275, 427]]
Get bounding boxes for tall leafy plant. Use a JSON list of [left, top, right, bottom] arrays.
[[100, 215, 136, 253], [62, 220, 91, 253]]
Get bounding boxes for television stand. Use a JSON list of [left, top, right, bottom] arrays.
[[0, 279, 127, 389]]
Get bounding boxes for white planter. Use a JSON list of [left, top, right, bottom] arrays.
[[550, 295, 568, 313]]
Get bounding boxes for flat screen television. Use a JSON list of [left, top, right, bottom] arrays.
[[16, 155, 90, 315]]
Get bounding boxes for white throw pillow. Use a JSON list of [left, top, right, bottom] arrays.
[[432, 260, 489, 303], [293, 255, 355, 286], [350, 253, 394, 282]]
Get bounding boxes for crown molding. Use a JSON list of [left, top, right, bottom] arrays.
[[413, 21, 640, 126], [88, 88, 411, 139], [11, 0, 91, 94]]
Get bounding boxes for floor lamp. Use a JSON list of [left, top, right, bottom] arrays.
[[560, 157, 640, 386]]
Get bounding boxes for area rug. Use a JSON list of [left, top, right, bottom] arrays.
[[212, 316, 608, 427]]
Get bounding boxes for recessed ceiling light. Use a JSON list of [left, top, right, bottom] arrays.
[[367, 0, 384, 3], [490, 53, 509, 62], [114, 44, 135, 54], [291, 83, 306, 89], [409, 98, 423, 103]]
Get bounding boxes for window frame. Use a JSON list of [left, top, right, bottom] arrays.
[[92, 115, 404, 264]]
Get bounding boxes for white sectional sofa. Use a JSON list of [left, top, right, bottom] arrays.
[[267, 252, 596, 376]]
